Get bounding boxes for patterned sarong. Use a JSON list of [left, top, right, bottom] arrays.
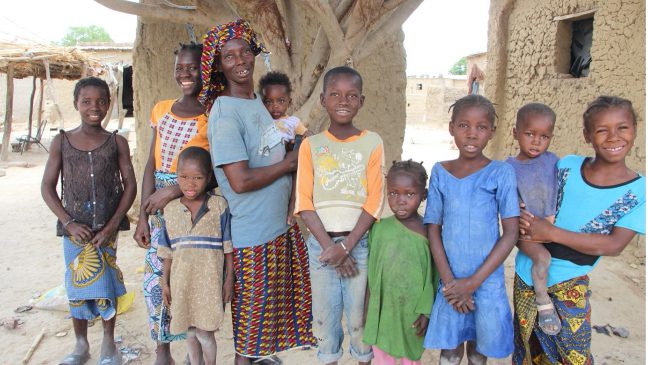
[[232, 224, 316, 358], [64, 234, 126, 320], [513, 274, 593, 365], [143, 171, 186, 342]]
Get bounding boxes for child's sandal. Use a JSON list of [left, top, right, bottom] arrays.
[[537, 302, 562, 336]]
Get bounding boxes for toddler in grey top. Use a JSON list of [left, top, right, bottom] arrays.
[[506, 103, 561, 336]]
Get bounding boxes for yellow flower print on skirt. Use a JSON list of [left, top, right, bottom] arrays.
[[63, 235, 127, 320]]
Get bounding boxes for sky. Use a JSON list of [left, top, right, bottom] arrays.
[[0, 0, 489, 76]]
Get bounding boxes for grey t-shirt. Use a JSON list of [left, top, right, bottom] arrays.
[[208, 94, 291, 248], [505, 151, 559, 218]]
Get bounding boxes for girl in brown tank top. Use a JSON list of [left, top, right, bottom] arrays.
[[41, 77, 136, 365]]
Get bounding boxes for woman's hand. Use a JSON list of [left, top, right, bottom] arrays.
[[143, 186, 177, 215], [162, 283, 172, 306], [67, 222, 94, 242], [412, 314, 429, 336], [133, 220, 151, 249], [519, 209, 554, 242]]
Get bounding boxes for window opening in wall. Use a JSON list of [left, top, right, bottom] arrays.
[[416, 83, 423, 90], [570, 18, 593, 77], [554, 9, 595, 78]]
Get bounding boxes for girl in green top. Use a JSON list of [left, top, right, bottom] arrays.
[[363, 160, 439, 364]]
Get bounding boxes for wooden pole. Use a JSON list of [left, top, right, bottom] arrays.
[[36, 79, 44, 133], [102, 66, 118, 129], [1, 63, 15, 161], [117, 65, 125, 129], [26, 75, 37, 150], [43, 60, 65, 129]]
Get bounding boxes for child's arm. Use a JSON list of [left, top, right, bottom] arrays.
[[90, 135, 137, 248], [287, 172, 297, 225], [520, 209, 639, 256], [162, 257, 172, 306], [138, 129, 182, 219], [222, 252, 234, 305], [221, 204, 234, 306], [442, 217, 519, 307], [318, 211, 376, 270], [133, 129, 157, 248], [427, 223, 472, 313], [41, 134, 93, 241], [300, 211, 349, 262]]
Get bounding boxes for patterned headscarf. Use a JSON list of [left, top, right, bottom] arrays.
[[199, 19, 268, 113]]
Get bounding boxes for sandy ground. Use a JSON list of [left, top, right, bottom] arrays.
[[0, 124, 644, 364]]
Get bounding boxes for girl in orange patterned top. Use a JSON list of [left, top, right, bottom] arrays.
[[133, 42, 209, 365]]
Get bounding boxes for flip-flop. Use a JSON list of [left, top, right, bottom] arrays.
[[59, 353, 90, 365], [97, 353, 122, 365], [253, 355, 283, 364], [537, 302, 562, 336]]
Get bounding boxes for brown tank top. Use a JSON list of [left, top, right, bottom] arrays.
[[56, 130, 130, 236]]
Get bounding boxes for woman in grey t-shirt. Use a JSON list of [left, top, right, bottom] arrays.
[[199, 19, 315, 365]]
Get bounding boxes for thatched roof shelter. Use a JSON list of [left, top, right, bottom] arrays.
[[0, 43, 107, 160], [0, 43, 104, 80]]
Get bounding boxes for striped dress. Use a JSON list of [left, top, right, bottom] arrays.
[[157, 194, 232, 333], [143, 100, 209, 342]]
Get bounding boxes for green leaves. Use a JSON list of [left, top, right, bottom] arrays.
[[61, 25, 113, 46]]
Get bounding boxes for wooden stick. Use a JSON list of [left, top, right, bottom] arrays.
[[117, 65, 125, 129], [22, 328, 46, 364], [1, 63, 15, 161], [26, 75, 37, 148], [36, 79, 44, 133]]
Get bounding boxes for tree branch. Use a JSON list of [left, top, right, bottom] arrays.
[[298, 0, 355, 104], [353, 0, 422, 61], [196, 0, 237, 21], [305, 0, 350, 54], [94, 0, 213, 27], [161, 0, 195, 10]]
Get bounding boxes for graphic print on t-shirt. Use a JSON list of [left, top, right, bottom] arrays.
[[314, 145, 367, 200]]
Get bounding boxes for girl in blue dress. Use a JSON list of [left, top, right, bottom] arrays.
[[423, 95, 520, 364]]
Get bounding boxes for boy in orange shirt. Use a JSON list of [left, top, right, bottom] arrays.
[[295, 66, 384, 364]]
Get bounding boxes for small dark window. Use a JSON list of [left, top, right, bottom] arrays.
[[554, 10, 595, 78], [570, 18, 593, 77], [416, 83, 423, 90]]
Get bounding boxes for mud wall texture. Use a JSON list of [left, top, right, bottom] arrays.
[[485, 0, 645, 173], [131, 18, 406, 184]]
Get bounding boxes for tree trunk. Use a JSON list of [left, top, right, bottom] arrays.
[[115, 0, 411, 212]]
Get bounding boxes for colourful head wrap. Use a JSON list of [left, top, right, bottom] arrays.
[[199, 19, 268, 113]]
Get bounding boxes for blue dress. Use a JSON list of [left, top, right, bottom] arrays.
[[422, 161, 519, 358]]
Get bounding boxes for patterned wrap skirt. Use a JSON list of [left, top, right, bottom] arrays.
[[232, 224, 316, 358], [513, 274, 593, 365], [143, 171, 186, 342], [64, 233, 126, 320]]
